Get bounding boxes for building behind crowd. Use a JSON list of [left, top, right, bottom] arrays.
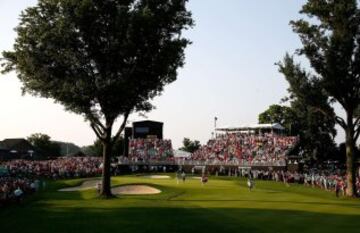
[[0, 138, 37, 160], [132, 120, 163, 139], [215, 123, 286, 136]]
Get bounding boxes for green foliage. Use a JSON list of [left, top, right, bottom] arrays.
[[258, 104, 298, 135], [81, 139, 103, 157], [259, 102, 337, 162], [54, 141, 81, 156], [1, 0, 194, 128], [1, 0, 193, 197], [279, 0, 360, 196], [179, 137, 201, 153], [27, 133, 61, 157], [82, 137, 124, 157], [294, 103, 337, 163], [1, 0, 193, 141], [112, 136, 125, 157]]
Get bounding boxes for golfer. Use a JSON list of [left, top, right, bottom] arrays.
[[247, 177, 254, 191], [201, 174, 208, 186], [181, 171, 186, 183]]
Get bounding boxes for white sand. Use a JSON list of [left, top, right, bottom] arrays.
[[112, 185, 161, 195], [144, 175, 170, 179], [58, 180, 100, 192], [58, 180, 161, 195]]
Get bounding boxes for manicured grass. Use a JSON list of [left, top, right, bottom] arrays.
[[1, 175, 360, 233]]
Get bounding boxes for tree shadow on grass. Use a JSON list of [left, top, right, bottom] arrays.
[[1, 206, 360, 233], [168, 199, 360, 208]]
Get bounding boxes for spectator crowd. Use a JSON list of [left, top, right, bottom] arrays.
[[0, 177, 40, 206], [239, 168, 360, 197], [2, 157, 102, 179], [187, 133, 298, 166], [0, 157, 102, 205], [128, 138, 174, 162], [1, 135, 359, 204]]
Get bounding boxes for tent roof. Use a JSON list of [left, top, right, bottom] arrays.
[[0, 138, 34, 151], [173, 150, 191, 158], [216, 123, 285, 132]]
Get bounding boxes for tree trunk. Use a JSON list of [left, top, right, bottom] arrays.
[[345, 112, 357, 197], [100, 137, 113, 198]]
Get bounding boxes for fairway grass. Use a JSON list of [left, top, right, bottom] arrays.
[[1, 175, 360, 233]]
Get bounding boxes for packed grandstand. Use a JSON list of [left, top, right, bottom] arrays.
[[122, 132, 298, 167], [184, 133, 298, 166], [128, 138, 174, 162]]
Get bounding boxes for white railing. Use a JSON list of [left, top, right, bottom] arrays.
[[117, 159, 286, 167]]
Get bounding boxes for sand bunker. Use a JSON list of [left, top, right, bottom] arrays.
[[59, 181, 161, 195], [58, 180, 100, 192], [112, 185, 161, 195], [144, 175, 170, 179]]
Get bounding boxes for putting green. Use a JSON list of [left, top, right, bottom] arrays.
[[1, 175, 359, 233]]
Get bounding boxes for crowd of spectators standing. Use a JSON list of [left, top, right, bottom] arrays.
[[240, 168, 360, 197], [0, 177, 41, 206], [1, 137, 359, 204], [2, 157, 102, 179], [187, 133, 298, 166], [128, 138, 174, 162], [0, 157, 102, 205]]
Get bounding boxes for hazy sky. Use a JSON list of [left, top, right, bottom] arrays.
[[0, 0, 346, 148]]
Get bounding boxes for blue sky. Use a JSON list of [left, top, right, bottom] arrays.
[[0, 0, 345, 148]]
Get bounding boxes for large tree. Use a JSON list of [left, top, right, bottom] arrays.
[[291, 98, 337, 163], [279, 0, 360, 196], [1, 0, 193, 198]]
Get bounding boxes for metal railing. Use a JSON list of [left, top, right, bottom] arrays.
[[117, 159, 286, 167]]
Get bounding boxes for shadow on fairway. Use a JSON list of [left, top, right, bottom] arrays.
[[1, 206, 360, 233], [2, 178, 360, 233], [168, 199, 360, 208]]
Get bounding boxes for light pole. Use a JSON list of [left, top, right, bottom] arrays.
[[214, 116, 218, 139]]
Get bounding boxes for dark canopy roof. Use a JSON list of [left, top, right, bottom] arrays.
[[0, 138, 34, 152]]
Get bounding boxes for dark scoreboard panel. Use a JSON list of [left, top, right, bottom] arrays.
[[132, 120, 163, 139], [123, 120, 164, 157]]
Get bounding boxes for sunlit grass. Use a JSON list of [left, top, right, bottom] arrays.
[[1, 174, 359, 233]]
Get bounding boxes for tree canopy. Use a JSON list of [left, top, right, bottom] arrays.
[[2, 0, 193, 197], [279, 0, 360, 196], [258, 103, 337, 163], [82, 137, 124, 157], [27, 133, 61, 157], [258, 104, 298, 135], [55, 141, 81, 156], [179, 137, 201, 153]]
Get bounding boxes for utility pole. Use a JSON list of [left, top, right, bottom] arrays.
[[214, 116, 218, 139]]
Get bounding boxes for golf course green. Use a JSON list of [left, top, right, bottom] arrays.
[[1, 175, 359, 233]]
